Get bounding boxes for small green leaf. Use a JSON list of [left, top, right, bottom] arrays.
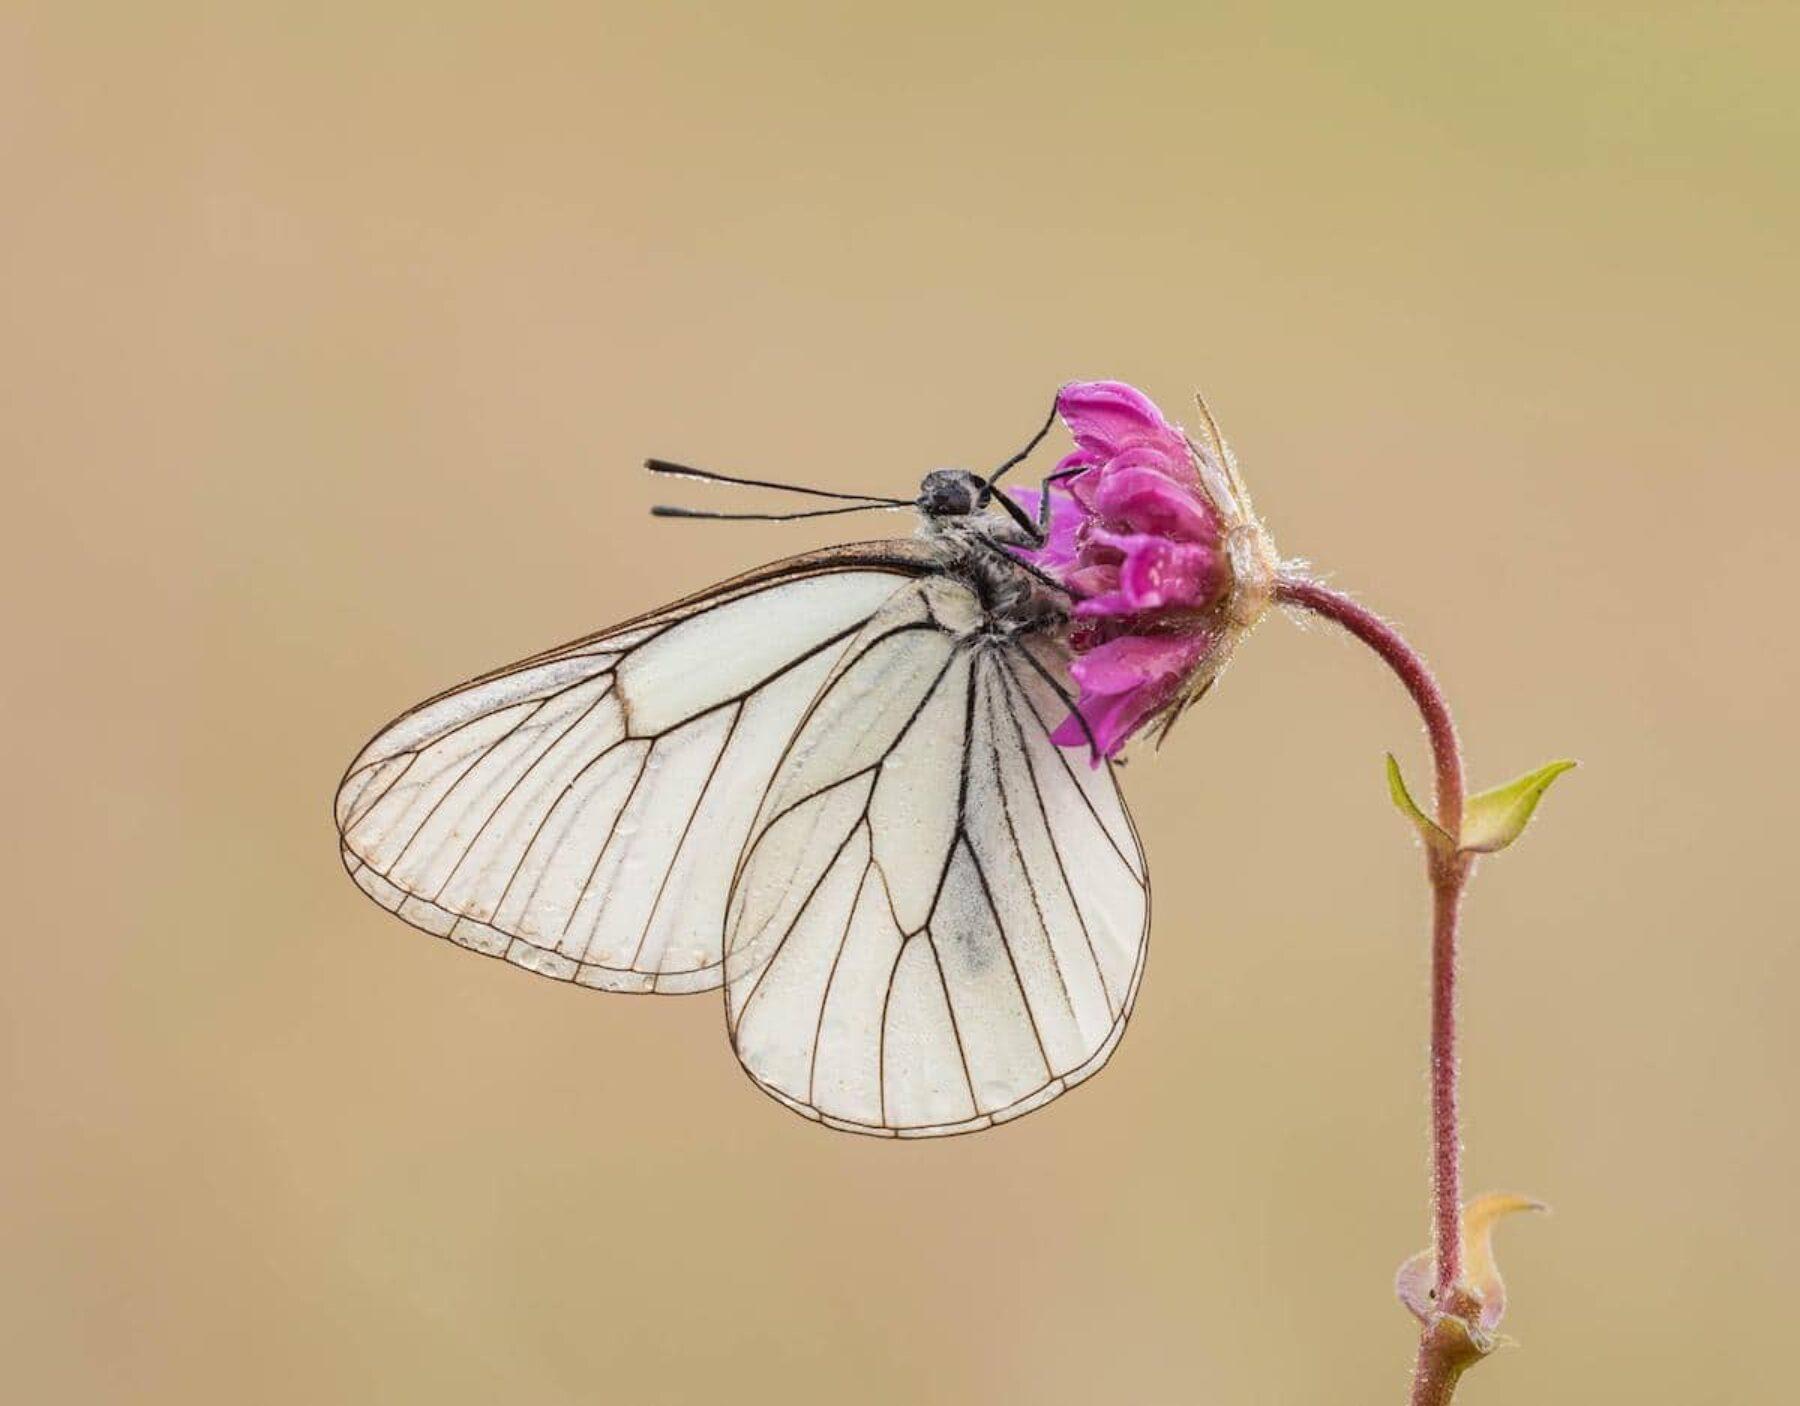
[[1460, 760, 1577, 855], [1386, 753, 1452, 850]]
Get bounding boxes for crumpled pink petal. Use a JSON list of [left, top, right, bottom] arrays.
[[1073, 529, 1217, 617], [1049, 632, 1212, 757], [1056, 382, 1192, 471], [1084, 460, 1215, 540]]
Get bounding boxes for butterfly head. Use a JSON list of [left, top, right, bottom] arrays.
[[916, 468, 988, 521]]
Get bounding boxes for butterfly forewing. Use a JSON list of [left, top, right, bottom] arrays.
[[722, 576, 1151, 1138], [335, 546, 931, 993]]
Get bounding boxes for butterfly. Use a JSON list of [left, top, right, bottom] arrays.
[[334, 405, 1149, 1138]]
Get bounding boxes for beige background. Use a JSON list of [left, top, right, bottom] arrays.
[[5, 4, 1794, 1403]]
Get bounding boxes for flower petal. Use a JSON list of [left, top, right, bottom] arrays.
[[1074, 531, 1219, 617], [1056, 381, 1188, 464], [1052, 632, 1211, 760], [1087, 461, 1215, 540]]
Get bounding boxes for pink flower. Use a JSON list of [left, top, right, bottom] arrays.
[[1009, 381, 1276, 761]]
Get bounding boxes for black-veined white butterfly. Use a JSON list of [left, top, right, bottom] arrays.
[[334, 414, 1149, 1138]]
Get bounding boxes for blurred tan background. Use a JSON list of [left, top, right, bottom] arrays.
[[4, 3, 1794, 1402]]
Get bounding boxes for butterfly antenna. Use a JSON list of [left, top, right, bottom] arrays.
[[981, 390, 1064, 493], [651, 502, 910, 523], [645, 459, 908, 507]]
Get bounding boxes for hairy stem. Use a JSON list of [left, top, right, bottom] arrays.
[[1272, 574, 1476, 1402], [1408, 1327, 1471, 1406]]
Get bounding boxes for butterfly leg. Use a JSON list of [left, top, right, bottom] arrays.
[[1029, 464, 1088, 539], [988, 465, 1090, 550]]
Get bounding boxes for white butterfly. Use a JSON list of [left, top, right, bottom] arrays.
[[334, 438, 1149, 1138]]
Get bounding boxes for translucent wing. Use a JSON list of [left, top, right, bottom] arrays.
[[335, 544, 931, 993], [722, 575, 1150, 1137]]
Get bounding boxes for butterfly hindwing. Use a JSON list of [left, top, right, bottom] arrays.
[[722, 575, 1151, 1137]]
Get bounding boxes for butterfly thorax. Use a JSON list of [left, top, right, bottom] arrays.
[[913, 471, 1065, 641]]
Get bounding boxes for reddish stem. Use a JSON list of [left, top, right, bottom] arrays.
[[1408, 1327, 1473, 1406], [1273, 574, 1476, 1400], [1425, 856, 1467, 1289], [1271, 577, 1464, 852]]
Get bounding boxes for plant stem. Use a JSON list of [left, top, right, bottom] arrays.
[[1408, 1326, 1472, 1406], [1425, 856, 1468, 1292], [1272, 573, 1477, 1401]]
